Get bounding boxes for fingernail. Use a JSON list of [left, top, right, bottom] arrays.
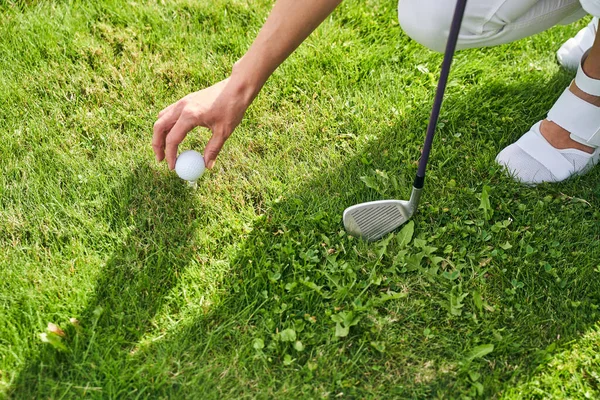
[[207, 160, 215, 169]]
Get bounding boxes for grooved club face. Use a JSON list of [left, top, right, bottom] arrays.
[[343, 187, 422, 241], [343, 200, 412, 241]]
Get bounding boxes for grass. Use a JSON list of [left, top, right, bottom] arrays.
[[1, 0, 600, 398]]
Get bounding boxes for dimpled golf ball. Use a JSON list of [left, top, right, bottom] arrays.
[[175, 150, 205, 182]]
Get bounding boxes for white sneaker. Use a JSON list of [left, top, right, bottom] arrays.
[[557, 18, 598, 70]]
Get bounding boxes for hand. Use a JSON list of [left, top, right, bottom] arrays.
[[152, 78, 253, 170], [153, 0, 342, 171]]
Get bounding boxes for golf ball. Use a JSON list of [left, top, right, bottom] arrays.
[[175, 150, 205, 182]]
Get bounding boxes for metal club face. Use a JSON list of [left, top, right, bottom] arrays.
[[343, 188, 422, 241]]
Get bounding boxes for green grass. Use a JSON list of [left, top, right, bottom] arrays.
[[1, 0, 600, 398]]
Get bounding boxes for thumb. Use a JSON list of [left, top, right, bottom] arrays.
[[203, 130, 228, 169]]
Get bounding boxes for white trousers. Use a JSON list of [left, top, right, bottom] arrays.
[[398, 0, 600, 52]]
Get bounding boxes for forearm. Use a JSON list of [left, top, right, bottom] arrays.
[[231, 0, 343, 102]]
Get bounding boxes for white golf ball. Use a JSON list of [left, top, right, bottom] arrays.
[[175, 150, 205, 182]]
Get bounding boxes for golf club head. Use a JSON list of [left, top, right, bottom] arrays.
[[343, 187, 422, 241]]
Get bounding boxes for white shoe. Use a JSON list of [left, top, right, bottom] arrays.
[[496, 51, 600, 185], [557, 18, 598, 70]]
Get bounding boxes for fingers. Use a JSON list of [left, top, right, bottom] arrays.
[[154, 111, 229, 171], [158, 103, 174, 118], [154, 83, 237, 171], [164, 116, 195, 170], [152, 121, 171, 162], [203, 130, 228, 170], [153, 104, 180, 162]]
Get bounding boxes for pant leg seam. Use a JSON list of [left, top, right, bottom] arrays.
[[506, 2, 583, 31]]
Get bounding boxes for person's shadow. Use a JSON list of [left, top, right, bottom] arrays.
[[10, 59, 600, 399], [39, 67, 598, 398], [10, 163, 200, 397]]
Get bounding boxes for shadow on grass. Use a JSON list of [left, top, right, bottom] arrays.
[[9, 163, 200, 398], [10, 68, 600, 398], [123, 68, 600, 398]]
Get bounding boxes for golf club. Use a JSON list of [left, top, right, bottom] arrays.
[[343, 0, 468, 241]]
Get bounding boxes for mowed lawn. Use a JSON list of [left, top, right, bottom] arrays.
[[2, 0, 600, 398]]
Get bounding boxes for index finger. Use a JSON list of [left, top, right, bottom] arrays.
[[152, 106, 179, 162], [164, 116, 195, 170]]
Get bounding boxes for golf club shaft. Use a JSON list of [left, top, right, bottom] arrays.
[[414, 0, 468, 189]]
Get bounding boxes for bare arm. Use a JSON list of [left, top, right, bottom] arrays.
[[153, 0, 343, 170]]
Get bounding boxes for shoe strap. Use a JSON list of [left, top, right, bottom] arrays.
[[515, 127, 575, 182], [576, 49, 600, 96], [547, 88, 600, 147]]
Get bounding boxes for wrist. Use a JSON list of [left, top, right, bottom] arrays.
[[230, 59, 265, 106]]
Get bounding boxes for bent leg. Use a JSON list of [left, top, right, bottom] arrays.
[[581, 0, 600, 16], [398, 0, 586, 52]]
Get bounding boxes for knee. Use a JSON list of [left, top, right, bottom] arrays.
[[397, 0, 456, 53], [580, 0, 600, 18]]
